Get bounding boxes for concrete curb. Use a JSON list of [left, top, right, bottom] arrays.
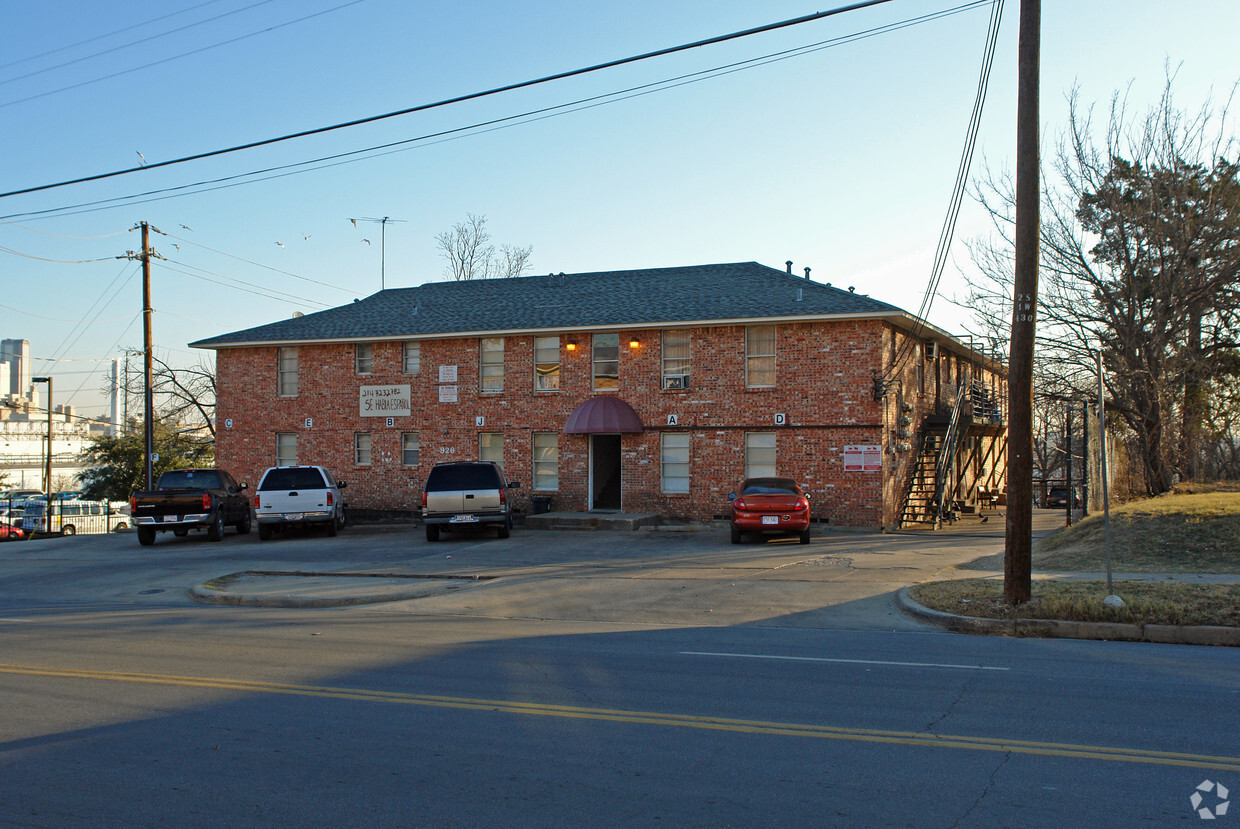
[[188, 570, 493, 609], [895, 588, 1240, 646]]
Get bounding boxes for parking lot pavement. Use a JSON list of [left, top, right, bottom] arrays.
[[179, 516, 1066, 630], [4, 511, 1068, 631]]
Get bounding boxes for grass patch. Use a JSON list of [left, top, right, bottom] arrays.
[[910, 578, 1240, 627]]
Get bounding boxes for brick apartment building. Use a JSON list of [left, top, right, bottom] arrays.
[[192, 262, 1007, 529]]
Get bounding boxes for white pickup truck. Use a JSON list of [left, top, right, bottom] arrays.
[[254, 465, 346, 540]]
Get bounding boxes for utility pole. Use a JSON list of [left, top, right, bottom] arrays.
[[349, 216, 406, 289], [1064, 401, 1072, 526], [1004, 0, 1040, 605]]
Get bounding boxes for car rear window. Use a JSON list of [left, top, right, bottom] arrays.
[[158, 470, 223, 490], [425, 464, 501, 491], [260, 467, 328, 490], [741, 478, 800, 496]]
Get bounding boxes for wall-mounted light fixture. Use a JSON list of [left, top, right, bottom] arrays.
[[565, 342, 577, 352], [629, 337, 641, 348]]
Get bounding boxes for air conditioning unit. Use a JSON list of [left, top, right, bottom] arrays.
[[663, 374, 690, 390]]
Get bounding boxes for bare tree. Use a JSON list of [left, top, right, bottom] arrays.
[[435, 213, 533, 280], [111, 354, 217, 438], [964, 71, 1240, 494]]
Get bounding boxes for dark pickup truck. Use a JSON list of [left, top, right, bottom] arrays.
[[129, 468, 252, 546]]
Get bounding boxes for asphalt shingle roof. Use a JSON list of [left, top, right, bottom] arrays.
[[190, 261, 910, 348]]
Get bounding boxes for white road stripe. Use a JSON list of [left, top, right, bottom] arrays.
[[681, 651, 1009, 671]]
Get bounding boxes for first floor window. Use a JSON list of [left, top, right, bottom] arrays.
[[745, 432, 776, 478], [481, 337, 504, 392], [661, 432, 690, 493], [356, 343, 373, 375], [402, 432, 420, 466], [403, 341, 421, 374], [534, 336, 560, 391], [355, 432, 372, 465], [278, 347, 298, 397], [276, 432, 297, 466], [533, 432, 559, 490], [479, 432, 503, 463], [746, 324, 776, 387]]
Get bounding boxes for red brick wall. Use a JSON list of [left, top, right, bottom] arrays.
[[214, 321, 905, 527]]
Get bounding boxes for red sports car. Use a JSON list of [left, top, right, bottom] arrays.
[[0, 524, 25, 541], [729, 477, 812, 544]]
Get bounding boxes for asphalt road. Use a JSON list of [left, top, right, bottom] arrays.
[[0, 522, 1236, 827]]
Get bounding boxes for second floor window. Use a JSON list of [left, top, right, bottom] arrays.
[[403, 341, 421, 374], [278, 347, 298, 397], [356, 343, 373, 375], [534, 336, 560, 391], [480, 337, 504, 392], [662, 330, 690, 390], [593, 332, 619, 390], [746, 325, 776, 387]]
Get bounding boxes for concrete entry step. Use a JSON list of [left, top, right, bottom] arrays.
[[522, 510, 662, 531]]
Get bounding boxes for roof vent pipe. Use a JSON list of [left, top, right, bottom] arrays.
[[804, 267, 811, 280], [849, 286, 855, 293], [786, 260, 793, 274]]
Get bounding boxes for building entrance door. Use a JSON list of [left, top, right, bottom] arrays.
[[589, 434, 621, 511]]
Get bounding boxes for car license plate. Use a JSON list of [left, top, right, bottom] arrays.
[[761, 515, 779, 525], [284, 513, 304, 521], [162, 515, 177, 523], [450, 514, 478, 523]]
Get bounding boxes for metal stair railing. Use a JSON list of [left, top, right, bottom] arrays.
[[933, 382, 968, 524]]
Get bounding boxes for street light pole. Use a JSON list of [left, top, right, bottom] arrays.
[[33, 376, 51, 533]]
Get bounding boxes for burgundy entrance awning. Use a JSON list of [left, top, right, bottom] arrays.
[[563, 396, 644, 434]]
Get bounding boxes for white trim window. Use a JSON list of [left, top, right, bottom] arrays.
[[480, 337, 504, 393], [534, 336, 560, 391], [661, 329, 690, 390], [402, 432, 420, 466], [592, 332, 619, 390], [533, 432, 559, 490], [661, 432, 690, 493], [744, 432, 776, 478], [745, 324, 776, 388], [356, 343, 373, 375], [403, 341, 421, 375], [355, 432, 372, 466], [479, 432, 503, 463], [277, 347, 298, 397], [276, 432, 297, 466]]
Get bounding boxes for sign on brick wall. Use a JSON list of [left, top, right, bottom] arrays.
[[843, 444, 881, 472], [360, 384, 411, 417]]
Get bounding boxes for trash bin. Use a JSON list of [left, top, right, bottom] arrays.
[[531, 496, 551, 514]]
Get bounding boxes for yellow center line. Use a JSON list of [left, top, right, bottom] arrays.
[[3, 663, 1237, 772]]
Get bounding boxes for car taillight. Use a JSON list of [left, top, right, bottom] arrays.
[[733, 498, 747, 510], [499, 487, 506, 505], [421, 490, 427, 509], [129, 496, 136, 512], [795, 498, 809, 511], [202, 493, 212, 510], [327, 492, 334, 506], [254, 493, 261, 508]]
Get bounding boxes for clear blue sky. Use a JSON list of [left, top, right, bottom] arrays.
[[2, 0, 1236, 417]]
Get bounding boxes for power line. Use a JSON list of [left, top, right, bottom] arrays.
[[0, 0, 281, 88], [3, 0, 988, 222], [0, 0, 896, 200], [160, 231, 355, 294], [0, 0, 368, 111]]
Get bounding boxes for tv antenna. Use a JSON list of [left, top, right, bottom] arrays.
[[349, 216, 406, 289]]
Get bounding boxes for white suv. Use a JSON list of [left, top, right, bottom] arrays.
[[254, 465, 346, 540]]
